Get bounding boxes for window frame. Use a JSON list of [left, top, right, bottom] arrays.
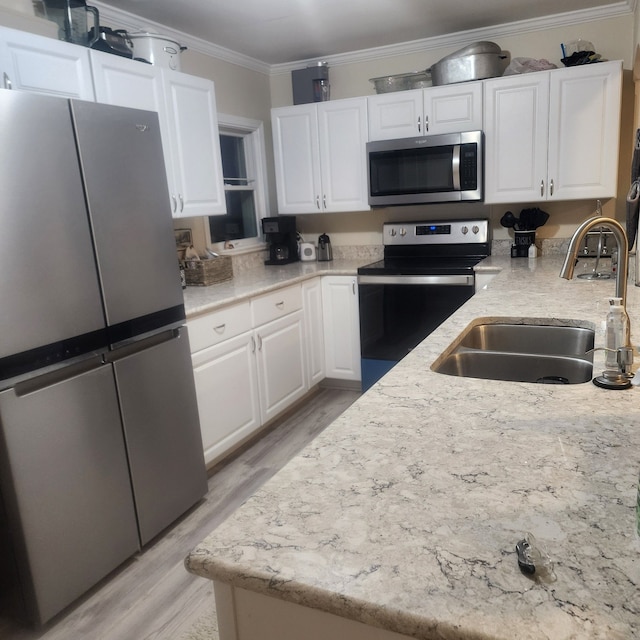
[[207, 113, 271, 252]]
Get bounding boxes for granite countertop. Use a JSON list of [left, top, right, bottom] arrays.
[[182, 258, 367, 319], [186, 255, 640, 640]]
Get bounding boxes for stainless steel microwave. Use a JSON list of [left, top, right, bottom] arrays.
[[367, 130, 483, 206]]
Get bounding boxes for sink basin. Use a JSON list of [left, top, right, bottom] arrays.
[[432, 320, 595, 384], [459, 323, 595, 357]]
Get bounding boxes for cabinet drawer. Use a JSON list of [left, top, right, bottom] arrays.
[[187, 301, 251, 352], [251, 285, 302, 327]]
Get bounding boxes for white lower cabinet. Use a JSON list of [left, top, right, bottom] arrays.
[[321, 276, 361, 382], [255, 310, 307, 424], [302, 278, 325, 388], [191, 331, 261, 466], [189, 285, 308, 466]]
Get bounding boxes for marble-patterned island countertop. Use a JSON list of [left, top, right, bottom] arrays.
[[186, 255, 640, 640]]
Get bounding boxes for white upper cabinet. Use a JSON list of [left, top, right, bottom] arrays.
[[483, 73, 550, 203], [484, 61, 622, 203], [90, 51, 226, 218], [162, 69, 226, 217], [547, 62, 622, 201], [0, 25, 94, 99], [271, 97, 370, 214], [368, 82, 483, 141]]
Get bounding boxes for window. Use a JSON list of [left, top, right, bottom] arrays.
[[208, 114, 269, 250]]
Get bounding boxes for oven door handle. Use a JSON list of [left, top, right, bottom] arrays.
[[358, 274, 474, 286]]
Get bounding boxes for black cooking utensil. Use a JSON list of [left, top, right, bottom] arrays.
[[500, 211, 518, 228], [518, 207, 549, 230]]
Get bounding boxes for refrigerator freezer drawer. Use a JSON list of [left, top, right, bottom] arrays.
[[113, 329, 207, 545], [0, 364, 140, 625]]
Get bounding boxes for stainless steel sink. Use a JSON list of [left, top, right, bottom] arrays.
[[432, 321, 595, 384], [459, 323, 595, 357]]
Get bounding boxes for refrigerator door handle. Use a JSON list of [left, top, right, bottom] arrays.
[[13, 355, 106, 397], [104, 327, 182, 363]]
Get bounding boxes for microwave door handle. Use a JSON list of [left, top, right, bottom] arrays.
[[452, 144, 461, 191]]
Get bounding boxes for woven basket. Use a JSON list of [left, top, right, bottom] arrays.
[[182, 257, 233, 286]]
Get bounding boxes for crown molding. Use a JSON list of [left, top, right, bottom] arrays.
[[94, 1, 634, 77]]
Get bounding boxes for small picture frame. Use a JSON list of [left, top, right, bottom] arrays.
[[174, 228, 193, 248]]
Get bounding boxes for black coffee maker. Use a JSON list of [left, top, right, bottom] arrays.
[[262, 216, 299, 265]]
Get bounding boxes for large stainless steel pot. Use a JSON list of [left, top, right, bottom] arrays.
[[429, 41, 509, 86]]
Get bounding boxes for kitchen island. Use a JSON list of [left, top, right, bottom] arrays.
[[186, 255, 640, 640]]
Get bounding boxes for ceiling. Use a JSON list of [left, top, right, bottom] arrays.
[[97, 0, 631, 66]]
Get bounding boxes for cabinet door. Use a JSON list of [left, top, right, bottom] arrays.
[[90, 51, 177, 213], [484, 73, 549, 204], [162, 69, 226, 217], [367, 89, 423, 141], [317, 97, 370, 212], [0, 25, 94, 99], [255, 311, 307, 424], [192, 331, 260, 465], [425, 81, 482, 135], [302, 278, 325, 387], [547, 61, 622, 201], [322, 276, 361, 381], [271, 104, 321, 213]]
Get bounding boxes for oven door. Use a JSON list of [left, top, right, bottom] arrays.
[[358, 274, 474, 391]]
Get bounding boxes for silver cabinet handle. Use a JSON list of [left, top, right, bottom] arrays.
[[316, 195, 320, 209], [323, 194, 326, 209], [3, 72, 12, 90], [417, 115, 421, 134], [352, 281, 356, 295], [425, 115, 429, 133], [213, 323, 226, 334], [540, 180, 544, 197], [179, 194, 184, 212], [172, 195, 177, 212], [257, 334, 263, 350], [275, 301, 284, 309], [251, 335, 256, 353], [549, 179, 554, 197]]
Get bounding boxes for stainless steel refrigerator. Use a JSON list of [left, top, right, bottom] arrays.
[[0, 90, 207, 626]]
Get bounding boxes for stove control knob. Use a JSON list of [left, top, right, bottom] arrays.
[[400, 227, 407, 237], [461, 225, 469, 235], [390, 228, 397, 237], [472, 225, 480, 235]]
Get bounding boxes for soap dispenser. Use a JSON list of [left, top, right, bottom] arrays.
[[604, 297, 629, 369]]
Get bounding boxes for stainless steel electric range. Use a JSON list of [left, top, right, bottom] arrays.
[[358, 219, 491, 390]]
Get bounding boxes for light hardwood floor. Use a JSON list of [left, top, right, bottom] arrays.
[[0, 386, 360, 640]]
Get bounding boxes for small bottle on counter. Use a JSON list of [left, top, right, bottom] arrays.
[[604, 297, 629, 369]]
